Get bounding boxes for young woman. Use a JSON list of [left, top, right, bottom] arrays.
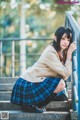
[[11, 27, 76, 113]]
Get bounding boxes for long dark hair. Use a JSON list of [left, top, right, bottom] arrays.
[[51, 27, 72, 64]]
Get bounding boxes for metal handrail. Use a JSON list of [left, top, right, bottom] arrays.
[[65, 11, 80, 120], [0, 38, 53, 41], [0, 38, 53, 77]]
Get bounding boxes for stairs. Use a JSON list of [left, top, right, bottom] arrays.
[[0, 77, 72, 120]]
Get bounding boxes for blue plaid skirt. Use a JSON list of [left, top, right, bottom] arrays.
[[11, 77, 61, 106]]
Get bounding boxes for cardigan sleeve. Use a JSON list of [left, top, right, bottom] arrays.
[[43, 50, 72, 80]]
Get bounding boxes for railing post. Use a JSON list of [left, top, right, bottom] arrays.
[[77, 34, 80, 120], [12, 41, 15, 77], [0, 41, 2, 77], [20, 0, 26, 74]]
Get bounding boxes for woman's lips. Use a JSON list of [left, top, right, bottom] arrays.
[[62, 45, 67, 47]]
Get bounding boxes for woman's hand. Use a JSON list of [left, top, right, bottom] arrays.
[[68, 41, 76, 54], [67, 41, 76, 60]]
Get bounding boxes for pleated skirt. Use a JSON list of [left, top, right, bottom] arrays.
[[11, 77, 61, 106]]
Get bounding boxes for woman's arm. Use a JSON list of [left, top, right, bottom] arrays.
[[44, 51, 72, 80], [43, 42, 76, 80]]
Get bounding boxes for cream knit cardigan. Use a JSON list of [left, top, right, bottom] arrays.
[[20, 45, 72, 83]]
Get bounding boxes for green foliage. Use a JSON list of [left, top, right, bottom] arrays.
[[0, 0, 79, 76]]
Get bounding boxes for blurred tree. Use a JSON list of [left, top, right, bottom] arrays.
[[0, 0, 80, 76], [0, 0, 73, 38]]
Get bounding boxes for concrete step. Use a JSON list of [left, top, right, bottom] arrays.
[[66, 82, 72, 90], [0, 84, 13, 91], [0, 110, 71, 120], [68, 90, 72, 99], [0, 91, 12, 100], [0, 77, 17, 84], [0, 101, 70, 111], [0, 90, 72, 101]]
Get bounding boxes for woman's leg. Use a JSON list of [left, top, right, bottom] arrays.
[[36, 93, 57, 108], [54, 79, 65, 94], [53, 92, 68, 101], [53, 79, 68, 101], [33, 79, 66, 108]]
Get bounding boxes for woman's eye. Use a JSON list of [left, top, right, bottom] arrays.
[[62, 38, 65, 40]]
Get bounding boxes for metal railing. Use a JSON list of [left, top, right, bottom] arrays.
[[65, 11, 80, 120], [0, 38, 52, 77]]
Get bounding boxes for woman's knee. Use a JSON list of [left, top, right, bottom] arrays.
[[54, 79, 65, 93], [59, 79, 65, 89]]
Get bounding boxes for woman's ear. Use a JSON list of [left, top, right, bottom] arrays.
[[53, 35, 57, 41]]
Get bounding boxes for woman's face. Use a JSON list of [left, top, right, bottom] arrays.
[[60, 33, 70, 51]]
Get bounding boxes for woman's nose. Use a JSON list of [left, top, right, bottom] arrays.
[[64, 39, 68, 44]]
